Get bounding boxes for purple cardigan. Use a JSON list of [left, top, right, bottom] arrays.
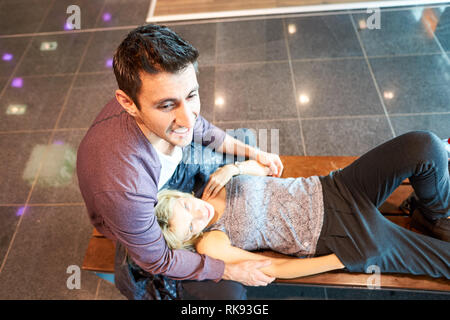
[[76, 98, 227, 281]]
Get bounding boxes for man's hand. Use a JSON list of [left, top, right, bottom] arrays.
[[222, 260, 276, 286], [253, 151, 283, 178]]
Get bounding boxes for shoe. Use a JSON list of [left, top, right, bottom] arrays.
[[410, 208, 450, 242], [399, 192, 419, 215]]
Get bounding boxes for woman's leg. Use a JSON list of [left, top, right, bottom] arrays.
[[338, 130, 449, 221], [365, 219, 450, 279]]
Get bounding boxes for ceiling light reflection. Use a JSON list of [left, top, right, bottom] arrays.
[[215, 96, 225, 107], [6, 104, 27, 115], [288, 24, 297, 34], [299, 94, 310, 104], [40, 41, 58, 51], [359, 19, 367, 29], [383, 91, 394, 99]]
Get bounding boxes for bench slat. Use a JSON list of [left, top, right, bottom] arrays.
[[82, 237, 116, 273], [276, 271, 450, 292]]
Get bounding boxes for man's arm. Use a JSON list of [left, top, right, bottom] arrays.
[[94, 190, 224, 281], [194, 116, 283, 177], [215, 134, 283, 177]]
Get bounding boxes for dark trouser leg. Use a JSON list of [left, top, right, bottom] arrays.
[[182, 280, 247, 300], [339, 130, 450, 220], [330, 130, 450, 278]]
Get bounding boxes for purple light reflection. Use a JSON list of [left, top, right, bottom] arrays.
[[53, 140, 64, 145], [105, 58, 113, 68], [64, 22, 73, 31], [2, 53, 13, 61], [11, 77, 23, 88], [102, 12, 112, 22], [16, 206, 26, 217]]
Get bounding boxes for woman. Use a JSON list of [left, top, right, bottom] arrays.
[[155, 131, 450, 280]]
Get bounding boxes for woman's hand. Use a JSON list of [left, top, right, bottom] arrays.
[[202, 164, 238, 200]]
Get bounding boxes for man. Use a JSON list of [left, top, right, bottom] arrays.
[[76, 24, 284, 299]]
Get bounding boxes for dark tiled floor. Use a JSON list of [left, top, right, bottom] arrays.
[[0, 1, 449, 300]]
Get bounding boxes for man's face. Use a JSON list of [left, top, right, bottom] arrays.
[[118, 63, 200, 149]]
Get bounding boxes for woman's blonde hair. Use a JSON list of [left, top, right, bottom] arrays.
[[155, 189, 202, 251]]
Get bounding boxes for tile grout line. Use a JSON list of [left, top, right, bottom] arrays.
[[0, 2, 106, 276], [282, 18, 307, 156], [425, 11, 450, 64], [214, 111, 450, 125], [348, 11, 397, 138], [0, 203, 85, 207], [1, 110, 449, 136], [94, 278, 101, 300], [0, 0, 58, 275], [0, 4, 447, 39], [0, 127, 89, 135], [50, 0, 108, 133]]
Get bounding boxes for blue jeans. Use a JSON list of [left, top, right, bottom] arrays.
[[115, 128, 256, 300]]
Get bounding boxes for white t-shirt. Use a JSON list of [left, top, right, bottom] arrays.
[[155, 146, 183, 190]]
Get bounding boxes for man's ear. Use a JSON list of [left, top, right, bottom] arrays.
[[115, 89, 139, 117]]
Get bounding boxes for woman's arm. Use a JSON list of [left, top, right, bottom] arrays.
[[202, 160, 271, 200], [196, 231, 345, 279]]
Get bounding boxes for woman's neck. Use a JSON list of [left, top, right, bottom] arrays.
[[204, 187, 227, 228]]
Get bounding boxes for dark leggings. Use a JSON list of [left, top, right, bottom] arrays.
[[316, 130, 450, 278]]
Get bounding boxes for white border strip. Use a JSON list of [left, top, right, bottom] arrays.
[[146, 0, 450, 22], [146, 0, 157, 20]]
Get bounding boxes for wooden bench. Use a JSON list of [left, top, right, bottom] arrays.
[[82, 156, 450, 293]]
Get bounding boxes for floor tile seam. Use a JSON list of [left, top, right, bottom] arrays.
[[4, 70, 114, 79], [389, 111, 450, 117], [33, 0, 57, 35], [51, 32, 97, 132], [214, 113, 435, 125], [0, 203, 85, 207], [0, 24, 138, 40], [0, 3, 446, 39], [0, 127, 88, 135], [348, 11, 397, 138], [48, 0, 108, 133], [94, 278, 102, 300], [0, 29, 97, 275], [152, 3, 450, 26], [208, 51, 446, 68], [0, 38, 34, 101], [0, 133, 54, 274], [282, 19, 308, 156], [425, 13, 450, 64]]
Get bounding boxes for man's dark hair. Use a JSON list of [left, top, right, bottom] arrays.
[[113, 24, 199, 110]]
